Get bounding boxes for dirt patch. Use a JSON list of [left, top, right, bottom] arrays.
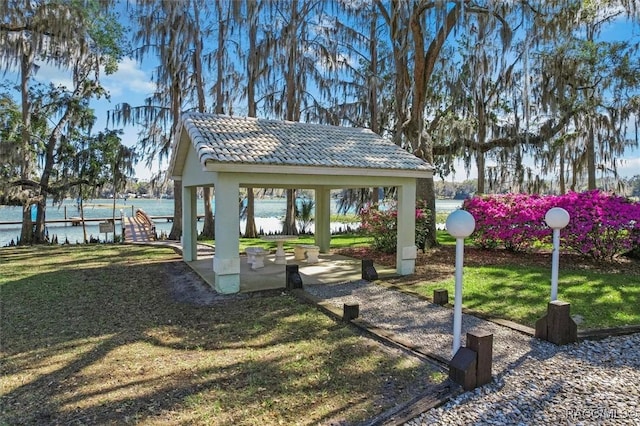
[[164, 261, 249, 305]]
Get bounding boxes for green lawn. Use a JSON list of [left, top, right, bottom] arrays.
[[401, 262, 640, 330], [201, 233, 374, 253], [0, 244, 442, 425], [206, 229, 640, 330]]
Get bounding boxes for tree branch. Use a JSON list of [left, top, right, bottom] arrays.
[[11, 178, 91, 195], [432, 109, 579, 156]]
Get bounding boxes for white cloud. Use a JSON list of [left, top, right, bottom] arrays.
[[103, 58, 155, 97], [27, 62, 74, 89], [7, 57, 155, 99], [618, 157, 640, 178]]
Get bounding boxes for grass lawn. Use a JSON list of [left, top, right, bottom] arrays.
[[400, 263, 640, 330], [201, 233, 374, 253], [0, 244, 443, 425], [207, 229, 639, 331], [359, 230, 640, 331]]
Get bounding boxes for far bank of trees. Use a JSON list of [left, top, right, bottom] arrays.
[[2, 0, 639, 245], [434, 175, 640, 199]]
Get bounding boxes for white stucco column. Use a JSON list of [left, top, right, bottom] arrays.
[[182, 185, 198, 262], [213, 175, 241, 294], [314, 187, 331, 252], [396, 181, 417, 275]]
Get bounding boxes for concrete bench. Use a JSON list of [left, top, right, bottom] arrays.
[[294, 244, 320, 264], [245, 246, 268, 269]]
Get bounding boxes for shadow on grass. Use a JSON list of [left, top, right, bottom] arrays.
[[1, 246, 442, 425], [406, 263, 640, 330]]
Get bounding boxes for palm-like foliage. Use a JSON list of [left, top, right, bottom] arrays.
[[296, 198, 315, 234]]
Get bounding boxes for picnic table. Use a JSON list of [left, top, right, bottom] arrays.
[[261, 234, 298, 264]]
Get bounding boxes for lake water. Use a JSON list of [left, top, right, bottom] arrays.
[[0, 198, 462, 247]]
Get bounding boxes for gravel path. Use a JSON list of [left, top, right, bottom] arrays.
[[304, 281, 640, 426]]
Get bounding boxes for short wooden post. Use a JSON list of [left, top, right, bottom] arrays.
[[343, 303, 359, 321], [286, 265, 303, 290], [449, 348, 477, 391], [467, 331, 493, 386], [535, 300, 578, 345], [433, 289, 449, 305], [361, 259, 378, 281], [449, 331, 493, 390]]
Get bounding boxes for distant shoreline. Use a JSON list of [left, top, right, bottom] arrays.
[[0, 198, 462, 247]]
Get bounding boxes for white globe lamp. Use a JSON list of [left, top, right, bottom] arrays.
[[545, 207, 570, 301], [446, 209, 476, 239], [545, 207, 570, 230], [445, 209, 476, 356]]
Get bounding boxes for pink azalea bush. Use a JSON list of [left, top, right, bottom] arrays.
[[463, 190, 640, 260], [359, 201, 432, 253], [462, 193, 551, 251], [359, 204, 398, 253], [553, 191, 640, 260]]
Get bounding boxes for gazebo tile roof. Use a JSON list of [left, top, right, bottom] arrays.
[[179, 113, 432, 172]]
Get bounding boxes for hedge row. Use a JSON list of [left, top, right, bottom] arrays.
[[462, 190, 640, 260]]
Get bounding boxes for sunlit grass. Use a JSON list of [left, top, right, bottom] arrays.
[[401, 263, 640, 330], [198, 233, 374, 253], [0, 244, 442, 425]]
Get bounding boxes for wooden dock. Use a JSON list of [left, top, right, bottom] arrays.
[[0, 217, 118, 226], [146, 215, 205, 222], [1, 209, 207, 244], [122, 215, 156, 243], [0, 215, 203, 227]]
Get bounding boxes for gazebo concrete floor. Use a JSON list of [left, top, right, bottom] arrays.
[[187, 253, 396, 293]]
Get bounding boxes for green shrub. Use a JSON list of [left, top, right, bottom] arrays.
[[359, 201, 432, 253]]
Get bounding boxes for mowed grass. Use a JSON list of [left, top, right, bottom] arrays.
[[0, 245, 443, 425], [401, 262, 640, 330], [217, 233, 374, 253]]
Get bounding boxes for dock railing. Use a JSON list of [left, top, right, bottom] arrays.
[[135, 208, 157, 240]]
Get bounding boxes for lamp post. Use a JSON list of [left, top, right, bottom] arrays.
[[544, 207, 570, 301], [446, 209, 476, 356]]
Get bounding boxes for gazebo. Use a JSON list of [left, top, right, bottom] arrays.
[[168, 113, 433, 294]]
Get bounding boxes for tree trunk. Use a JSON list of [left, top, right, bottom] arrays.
[[245, 0, 260, 238], [282, 189, 298, 235], [80, 196, 87, 244], [191, 2, 215, 240], [559, 145, 566, 195], [587, 125, 596, 190], [372, 187, 380, 205], [20, 206, 33, 245], [281, 0, 299, 236], [201, 187, 215, 238], [475, 91, 487, 195], [243, 187, 258, 238], [168, 181, 182, 240], [19, 52, 34, 245], [416, 177, 437, 248], [403, 4, 459, 249], [369, 16, 380, 208], [476, 152, 486, 195], [112, 180, 117, 241], [34, 200, 46, 243]]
